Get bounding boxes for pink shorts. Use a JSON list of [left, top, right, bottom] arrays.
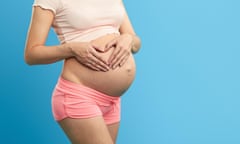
[[51, 77, 121, 125]]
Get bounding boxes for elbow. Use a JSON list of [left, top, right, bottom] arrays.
[[137, 37, 142, 49], [24, 54, 33, 65], [24, 50, 36, 65], [132, 36, 141, 54], [24, 44, 42, 65], [24, 42, 45, 65], [24, 44, 34, 65]]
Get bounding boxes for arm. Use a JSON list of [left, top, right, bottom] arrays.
[[24, 6, 73, 65], [24, 7, 109, 71], [119, 3, 141, 54], [105, 1, 142, 69]]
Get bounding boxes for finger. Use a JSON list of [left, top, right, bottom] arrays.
[[90, 62, 108, 72], [110, 45, 129, 67], [108, 46, 121, 64], [85, 63, 101, 71], [90, 48, 109, 64], [87, 49, 110, 71], [89, 56, 110, 72], [119, 55, 130, 67], [87, 60, 110, 72], [112, 51, 129, 69], [106, 39, 117, 50], [91, 43, 105, 53]]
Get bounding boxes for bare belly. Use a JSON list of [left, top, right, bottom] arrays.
[[61, 34, 136, 96]]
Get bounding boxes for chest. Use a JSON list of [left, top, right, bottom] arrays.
[[57, 0, 125, 30]]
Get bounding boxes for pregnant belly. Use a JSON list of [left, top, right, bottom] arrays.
[[61, 34, 136, 96]]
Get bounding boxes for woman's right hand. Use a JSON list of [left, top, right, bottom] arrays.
[[69, 42, 110, 72]]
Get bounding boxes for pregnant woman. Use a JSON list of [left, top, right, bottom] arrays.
[[24, 0, 141, 143]]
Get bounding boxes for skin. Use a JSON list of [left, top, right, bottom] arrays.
[[25, 1, 141, 144]]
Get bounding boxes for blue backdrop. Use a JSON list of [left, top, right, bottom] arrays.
[[1, 0, 239, 143]]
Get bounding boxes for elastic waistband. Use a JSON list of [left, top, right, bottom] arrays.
[[56, 77, 120, 101]]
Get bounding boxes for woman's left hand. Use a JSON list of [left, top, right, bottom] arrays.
[[105, 34, 133, 69]]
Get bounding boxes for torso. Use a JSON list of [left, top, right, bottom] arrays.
[[50, 0, 135, 96], [61, 34, 136, 96]]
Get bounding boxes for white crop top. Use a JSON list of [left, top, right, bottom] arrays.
[[33, 0, 125, 43]]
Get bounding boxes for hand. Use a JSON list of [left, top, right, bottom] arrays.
[[90, 33, 119, 52], [105, 34, 133, 69], [70, 42, 110, 72]]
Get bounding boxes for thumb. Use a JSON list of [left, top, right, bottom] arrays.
[[91, 43, 105, 52], [105, 39, 117, 52]]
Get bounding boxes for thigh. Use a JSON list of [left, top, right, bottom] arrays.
[[58, 116, 114, 144], [107, 122, 120, 144]]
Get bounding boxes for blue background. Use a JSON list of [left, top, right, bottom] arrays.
[[1, 0, 240, 143]]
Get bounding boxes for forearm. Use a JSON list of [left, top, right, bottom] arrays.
[[24, 43, 73, 65]]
